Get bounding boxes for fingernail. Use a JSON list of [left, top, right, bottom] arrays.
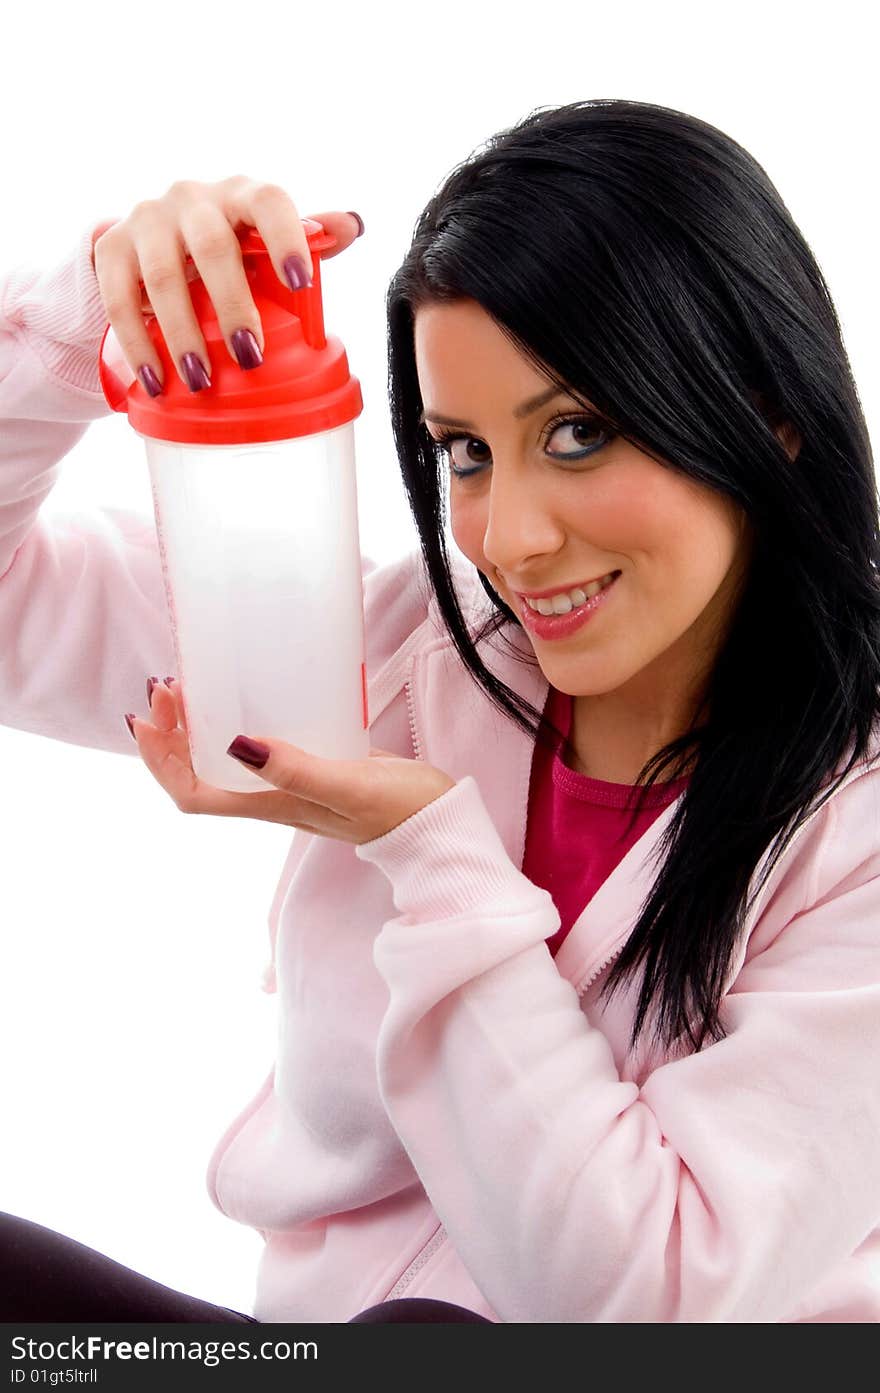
[[346, 210, 365, 238], [138, 364, 163, 397], [147, 676, 159, 705], [163, 677, 176, 688], [283, 254, 312, 291], [231, 328, 263, 370], [227, 734, 270, 769], [124, 713, 136, 741], [181, 352, 211, 392]]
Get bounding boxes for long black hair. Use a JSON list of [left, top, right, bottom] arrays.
[[384, 98, 880, 1059]]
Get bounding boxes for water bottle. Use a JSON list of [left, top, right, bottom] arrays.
[[98, 221, 370, 794]]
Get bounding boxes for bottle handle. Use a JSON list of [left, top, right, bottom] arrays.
[[233, 219, 336, 351]]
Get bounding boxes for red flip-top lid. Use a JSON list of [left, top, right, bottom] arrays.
[[98, 220, 362, 445]]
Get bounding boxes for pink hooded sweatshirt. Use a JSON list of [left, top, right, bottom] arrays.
[[2, 222, 880, 1324]]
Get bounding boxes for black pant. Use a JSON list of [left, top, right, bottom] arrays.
[[0, 1211, 493, 1324]]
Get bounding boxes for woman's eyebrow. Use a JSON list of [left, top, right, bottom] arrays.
[[419, 385, 571, 429]]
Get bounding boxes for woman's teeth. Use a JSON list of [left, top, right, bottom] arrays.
[[525, 572, 617, 615]]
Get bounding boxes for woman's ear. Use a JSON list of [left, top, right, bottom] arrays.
[[750, 389, 802, 461], [774, 419, 802, 461]]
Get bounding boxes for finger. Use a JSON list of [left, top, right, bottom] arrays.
[[140, 684, 191, 768], [139, 260, 201, 315], [221, 180, 363, 292], [162, 677, 188, 737], [94, 222, 171, 391], [177, 200, 267, 367], [300, 208, 365, 259], [237, 737, 370, 820], [146, 677, 178, 734], [224, 741, 359, 838], [131, 214, 213, 390]]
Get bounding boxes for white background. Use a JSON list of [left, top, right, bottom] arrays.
[[0, 0, 877, 1319]]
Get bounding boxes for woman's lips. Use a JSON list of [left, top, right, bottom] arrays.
[[517, 572, 620, 640]]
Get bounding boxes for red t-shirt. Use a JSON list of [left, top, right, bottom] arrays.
[[523, 685, 690, 958]]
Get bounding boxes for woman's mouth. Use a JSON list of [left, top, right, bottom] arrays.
[[517, 571, 620, 640]]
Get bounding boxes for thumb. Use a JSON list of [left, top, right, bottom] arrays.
[[306, 210, 365, 259]]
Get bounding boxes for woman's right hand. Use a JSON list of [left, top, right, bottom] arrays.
[[91, 175, 364, 395]]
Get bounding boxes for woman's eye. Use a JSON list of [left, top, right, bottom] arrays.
[[446, 438, 490, 472], [433, 415, 610, 477], [546, 419, 606, 456]]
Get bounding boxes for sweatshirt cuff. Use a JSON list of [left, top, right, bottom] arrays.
[[355, 773, 546, 921], [0, 218, 119, 397]]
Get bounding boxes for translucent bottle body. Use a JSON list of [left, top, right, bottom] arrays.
[[140, 420, 370, 794]]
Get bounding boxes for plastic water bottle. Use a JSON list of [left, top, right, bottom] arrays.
[[98, 221, 369, 793]]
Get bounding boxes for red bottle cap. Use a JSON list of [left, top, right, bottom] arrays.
[[98, 221, 362, 445]]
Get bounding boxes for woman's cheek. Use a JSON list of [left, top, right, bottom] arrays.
[[450, 496, 486, 569]]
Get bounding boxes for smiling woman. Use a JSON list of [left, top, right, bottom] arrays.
[[385, 98, 879, 1061], [2, 97, 880, 1325]]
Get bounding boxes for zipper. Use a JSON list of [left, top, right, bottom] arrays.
[[379, 663, 470, 1298], [385, 1222, 448, 1299], [404, 676, 424, 761], [575, 944, 625, 1000]]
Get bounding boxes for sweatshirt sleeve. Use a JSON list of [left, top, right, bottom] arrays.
[[355, 771, 880, 1323], [0, 219, 177, 754]]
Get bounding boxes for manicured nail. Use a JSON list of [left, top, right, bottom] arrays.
[[283, 254, 312, 291], [138, 364, 163, 397], [181, 352, 211, 392], [124, 713, 136, 741], [227, 734, 270, 769], [163, 677, 176, 688], [231, 328, 263, 370], [146, 676, 159, 706], [346, 210, 365, 238]]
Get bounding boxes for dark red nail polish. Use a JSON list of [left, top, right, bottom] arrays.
[[138, 364, 163, 397], [227, 734, 270, 769], [181, 352, 211, 392], [231, 327, 263, 370], [124, 713, 136, 741], [282, 255, 312, 291]]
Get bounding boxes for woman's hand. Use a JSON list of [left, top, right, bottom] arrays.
[[126, 678, 456, 846], [92, 175, 364, 392]]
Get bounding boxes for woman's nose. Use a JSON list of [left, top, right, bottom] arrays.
[[481, 471, 564, 574]]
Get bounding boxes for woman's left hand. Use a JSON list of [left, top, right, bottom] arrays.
[[126, 677, 457, 845]]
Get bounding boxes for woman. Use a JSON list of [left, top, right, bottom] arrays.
[[1, 98, 878, 1323]]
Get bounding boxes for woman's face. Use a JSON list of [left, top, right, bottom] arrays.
[[414, 297, 756, 742]]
